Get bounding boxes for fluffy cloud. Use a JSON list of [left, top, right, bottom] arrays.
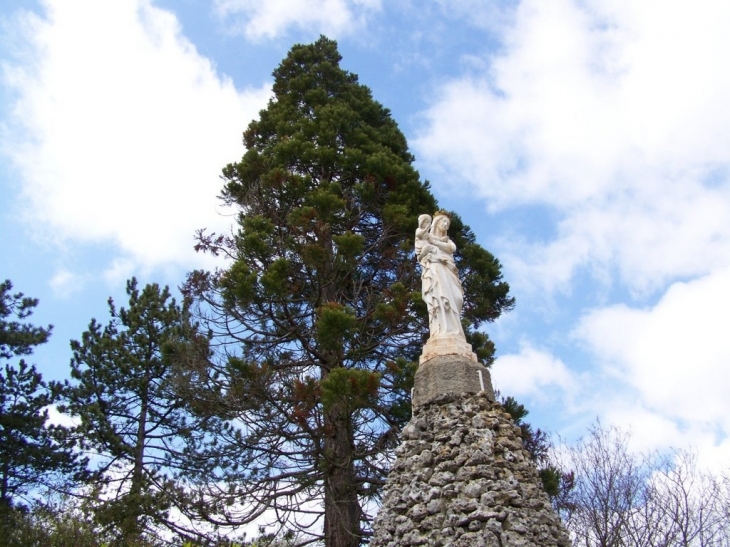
[[491, 344, 576, 401], [499, 178, 730, 294], [49, 267, 83, 299], [415, 0, 730, 293], [592, 399, 730, 470], [214, 0, 381, 41], [494, 268, 730, 457], [2, 0, 270, 271], [574, 267, 730, 436]]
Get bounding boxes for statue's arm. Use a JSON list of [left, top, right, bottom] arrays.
[[432, 238, 456, 254]]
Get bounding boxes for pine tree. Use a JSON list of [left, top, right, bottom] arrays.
[[65, 278, 204, 544], [183, 36, 514, 546], [0, 280, 83, 513]]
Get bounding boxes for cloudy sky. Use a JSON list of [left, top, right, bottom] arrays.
[[2, 0, 729, 468]]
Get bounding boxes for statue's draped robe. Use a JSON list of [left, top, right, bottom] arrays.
[[420, 236, 465, 340]]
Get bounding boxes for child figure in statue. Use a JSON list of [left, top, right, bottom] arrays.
[[415, 214, 432, 261]]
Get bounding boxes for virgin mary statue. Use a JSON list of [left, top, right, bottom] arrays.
[[416, 212, 466, 341]]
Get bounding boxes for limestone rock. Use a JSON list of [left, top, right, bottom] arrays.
[[370, 392, 571, 547]]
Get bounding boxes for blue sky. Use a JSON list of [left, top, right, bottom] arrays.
[[2, 0, 730, 468]]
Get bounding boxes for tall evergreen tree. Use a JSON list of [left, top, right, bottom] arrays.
[[65, 279, 205, 544], [183, 37, 514, 546], [0, 280, 82, 512]]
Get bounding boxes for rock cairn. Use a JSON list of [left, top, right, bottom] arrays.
[[370, 355, 571, 547]]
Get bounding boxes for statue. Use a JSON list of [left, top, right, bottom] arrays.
[[416, 212, 466, 341]]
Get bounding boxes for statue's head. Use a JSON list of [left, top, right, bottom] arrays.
[[418, 214, 431, 230], [431, 211, 451, 234]]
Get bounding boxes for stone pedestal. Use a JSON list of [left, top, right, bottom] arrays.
[[420, 335, 478, 364], [413, 354, 495, 409], [371, 351, 571, 547]]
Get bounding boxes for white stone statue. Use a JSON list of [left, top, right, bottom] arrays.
[[416, 212, 466, 342]]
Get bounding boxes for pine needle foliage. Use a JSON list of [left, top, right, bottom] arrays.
[[0, 280, 83, 515]]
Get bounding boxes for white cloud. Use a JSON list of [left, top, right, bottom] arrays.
[[214, 0, 381, 41], [598, 401, 730, 469], [49, 267, 83, 298], [491, 343, 576, 400], [415, 0, 730, 294], [103, 257, 138, 287], [500, 177, 730, 295], [2, 0, 271, 272], [574, 267, 730, 436], [595, 402, 684, 453], [45, 404, 79, 428]]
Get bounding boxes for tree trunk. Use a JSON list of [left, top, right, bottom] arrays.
[[323, 399, 362, 547], [124, 376, 149, 542], [319, 220, 361, 547], [0, 462, 9, 507]]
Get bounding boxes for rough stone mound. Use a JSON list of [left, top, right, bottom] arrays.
[[370, 392, 571, 547]]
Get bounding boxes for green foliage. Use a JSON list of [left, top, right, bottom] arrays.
[[320, 368, 380, 412], [0, 496, 115, 547], [65, 278, 204, 544], [382, 357, 417, 425], [0, 280, 52, 360], [221, 261, 258, 306], [316, 302, 357, 353], [465, 330, 495, 365], [501, 396, 529, 424], [333, 231, 365, 261], [0, 281, 83, 509], [538, 466, 562, 498], [183, 36, 513, 546]]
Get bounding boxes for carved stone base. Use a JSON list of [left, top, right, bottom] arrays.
[[413, 354, 495, 409], [420, 335, 478, 364]]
